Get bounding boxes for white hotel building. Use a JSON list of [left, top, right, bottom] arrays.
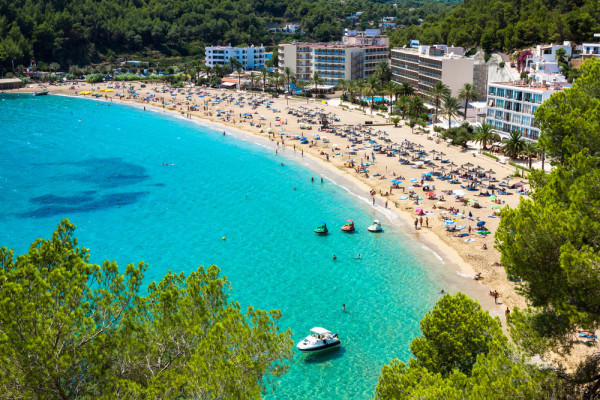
[[205, 44, 266, 70], [485, 81, 568, 141], [278, 29, 389, 86]]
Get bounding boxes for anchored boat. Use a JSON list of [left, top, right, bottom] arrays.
[[296, 327, 341, 352]]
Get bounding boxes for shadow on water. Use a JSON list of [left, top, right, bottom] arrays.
[[18, 191, 149, 218], [40, 158, 151, 188], [300, 346, 346, 364]]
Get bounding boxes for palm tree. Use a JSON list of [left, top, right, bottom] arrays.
[[458, 83, 478, 119], [310, 71, 323, 94], [429, 82, 451, 123], [249, 72, 257, 89], [348, 80, 361, 104], [236, 68, 244, 90], [260, 68, 268, 92], [49, 62, 60, 74], [382, 82, 398, 114], [441, 96, 461, 130], [523, 140, 539, 168], [395, 95, 411, 119], [399, 82, 415, 97], [283, 67, 296, 97], [361, 75, 380, 114], [408, 95, 427, 121], [338, 79, 349, 98], [374, 61, 392, 84], [502, 130, 527, 159], [474, 123, 500, 151]]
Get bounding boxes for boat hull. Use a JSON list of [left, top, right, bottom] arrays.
[[297, 340, 341, 352]]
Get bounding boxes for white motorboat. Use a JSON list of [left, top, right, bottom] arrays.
[[296, 327, 341, 352], [367, 219, 383, 232]]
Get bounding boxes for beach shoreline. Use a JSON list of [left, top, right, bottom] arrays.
[[10, 82, 596, 367], [10, 85, 511, 313]]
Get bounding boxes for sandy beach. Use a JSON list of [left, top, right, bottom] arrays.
[[13, 81, 597, 368]]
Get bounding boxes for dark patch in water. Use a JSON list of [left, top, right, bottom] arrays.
[[18, 191, 148, 218], [65, 158, 150, 188], [30, 194, 95, 205]]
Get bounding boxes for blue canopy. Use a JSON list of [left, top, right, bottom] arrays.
[[477, 221, 486, 227]]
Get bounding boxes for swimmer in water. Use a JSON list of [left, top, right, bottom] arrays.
[[342, 304, 346, 312], [333, 255, 337, 260], [356, 254, 361, 259]]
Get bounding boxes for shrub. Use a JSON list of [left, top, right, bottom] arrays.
[[85, 73, 104, 83], [482, 152, 499, 160], [499, 61, 505, 68], [484, 53, 491, 63], [391, 117, 400, 127], [433, 126, 444, 133], [509, 161, 531, 172], [376, 113, 385, 118]]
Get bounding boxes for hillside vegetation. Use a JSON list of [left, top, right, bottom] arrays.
[[389, 0, 600, 51], [0, 0, 457, 68]]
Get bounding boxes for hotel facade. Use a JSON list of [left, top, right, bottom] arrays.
[[278, 30, 389, 86], [205, 44, 266, 70], [390, 45, 487, 100], [484, 82, 567, 141]]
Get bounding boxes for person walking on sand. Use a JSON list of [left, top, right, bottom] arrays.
[[426, 217, 429, 228], [414, 218, 418, 230], [419, 217, 423, 228]]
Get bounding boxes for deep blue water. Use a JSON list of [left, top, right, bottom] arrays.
[[0, 94, 443, 399]]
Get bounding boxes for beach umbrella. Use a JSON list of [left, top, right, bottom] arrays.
[[453, 189, 466, 196], [469, 211, 473, 217], [426, 191, 435, 196], [415, 208, 423, 214], [410, 178, 418, 182], [477, 221, 486, 227], [490, 195, 497, 200], [445, 220, 456, 226], [463, 162, 474, 168]]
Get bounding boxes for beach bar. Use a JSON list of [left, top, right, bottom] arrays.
[[0, 78, 23, 90]]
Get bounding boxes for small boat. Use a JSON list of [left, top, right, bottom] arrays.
[[341, 219, 355, 232], [296, 327, 341, 352], [314, 222, 328, 234], [33, 90, 49, 96], [367, 220, 383, 232]]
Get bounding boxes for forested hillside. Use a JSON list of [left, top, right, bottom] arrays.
[[0, 0, 457, 68], [389, 0, 600, 51]]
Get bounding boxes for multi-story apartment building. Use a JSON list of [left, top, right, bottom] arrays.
[[391, 45, 486, 99], [485, 81, 568, 141], [278, 30, 389, 87], [205, 44, 266, 70]]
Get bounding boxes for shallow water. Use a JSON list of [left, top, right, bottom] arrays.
[[0, 94, 445, 399]]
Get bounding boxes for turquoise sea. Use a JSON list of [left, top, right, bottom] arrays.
[[0, 94, 445, 399]]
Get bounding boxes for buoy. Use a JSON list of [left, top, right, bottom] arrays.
[[222, 237, 226, 240]]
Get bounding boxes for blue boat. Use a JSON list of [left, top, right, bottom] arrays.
[[33, 90, 49, 96]]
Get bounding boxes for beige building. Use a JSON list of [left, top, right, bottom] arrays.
[[391, 45, 482, 99], [0, 78, 23, 90], [278, 30, 389, 87]]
